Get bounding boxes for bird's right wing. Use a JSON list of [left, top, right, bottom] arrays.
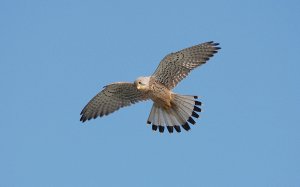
[[152, 41, 221, 89], [80, 82, 149, 122]]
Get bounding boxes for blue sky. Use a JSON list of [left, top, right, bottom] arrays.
[[1, 0, 299, 186]]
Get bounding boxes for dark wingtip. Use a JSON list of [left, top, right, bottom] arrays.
[[147, 121, 151, 124], [187, 117, 196, 125], [93, 114, 98, 119], [159, 126, 165, 133], [167, 126, 174, 133], [194, 106, 202, 112], [80, 116, 87, 122], [182, 123, 191, 131], [174, 125, 181, 133], [152, 125, 158, 131], [194, 96, 198, 99], [192, 111, 199, 118]]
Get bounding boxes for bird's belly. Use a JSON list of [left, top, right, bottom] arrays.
[[151, 97, 171, 109], [149, 87, 172, 109]]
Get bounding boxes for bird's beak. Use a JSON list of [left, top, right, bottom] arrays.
[[136, 84, 141, 90]]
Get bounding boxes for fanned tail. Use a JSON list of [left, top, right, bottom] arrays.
[[147, 93, 202, 133]]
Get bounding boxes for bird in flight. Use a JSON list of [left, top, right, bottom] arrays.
[[80, 41, 221, 133]]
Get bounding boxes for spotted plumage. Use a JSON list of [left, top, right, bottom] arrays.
[[80, 41, 221, 133]]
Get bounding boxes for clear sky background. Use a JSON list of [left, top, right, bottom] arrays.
[[1, 0, 299, 186]]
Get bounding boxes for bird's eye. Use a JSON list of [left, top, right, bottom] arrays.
[[138, 81, 142, 84]]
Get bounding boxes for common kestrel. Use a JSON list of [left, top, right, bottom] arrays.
[[80, 41, 221, 133]]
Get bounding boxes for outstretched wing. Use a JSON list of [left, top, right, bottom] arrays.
[[152, 41, 221, 89], [80, 82, 149, 122]]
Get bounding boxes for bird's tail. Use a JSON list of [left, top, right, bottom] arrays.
[[147, 93, 202, 133]]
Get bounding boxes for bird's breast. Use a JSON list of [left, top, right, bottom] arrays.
[[149, 81, 172, 109]]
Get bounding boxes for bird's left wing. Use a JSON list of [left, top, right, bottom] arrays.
[[80, 82, 149, 122], [152, 41, 221, 89]]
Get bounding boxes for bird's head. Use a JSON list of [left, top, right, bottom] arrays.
[[135, 76, 150, 90]]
